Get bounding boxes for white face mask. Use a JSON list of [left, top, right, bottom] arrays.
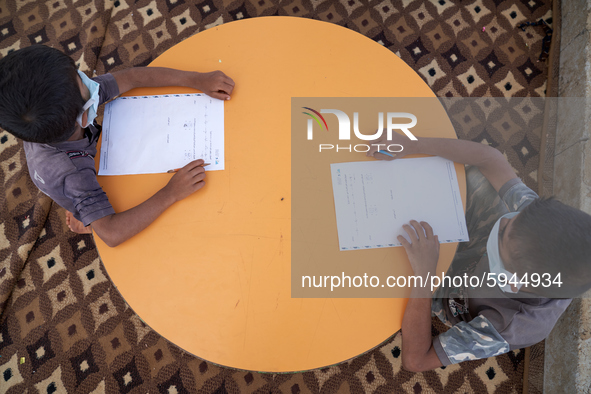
[[487, 211, 522, 293], [76, 70, 100, 128]]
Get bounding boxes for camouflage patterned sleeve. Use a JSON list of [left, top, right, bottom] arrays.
[[431, 290, 452, 327], [499, 178, 539, 213], [432, 315, 510, 366]]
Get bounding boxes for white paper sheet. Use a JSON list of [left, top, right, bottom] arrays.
[[330, 157, 469, 251], [98, 94, 224, 175]]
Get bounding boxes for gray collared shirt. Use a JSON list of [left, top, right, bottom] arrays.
[[24, 73, 119, 227]]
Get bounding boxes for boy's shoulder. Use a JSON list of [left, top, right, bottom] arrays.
[[499, 178, 539, 213], [24, 141, 77, 177], [23, 138, 98, 194]]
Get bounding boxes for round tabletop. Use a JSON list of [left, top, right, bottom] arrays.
[[95, 17, 465, 372]]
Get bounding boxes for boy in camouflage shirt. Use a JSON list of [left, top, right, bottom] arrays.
[[368, 136, 591, 371]]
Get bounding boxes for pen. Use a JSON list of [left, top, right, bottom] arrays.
[[378, 150, 394, 157], [167, 163, 210, 173]]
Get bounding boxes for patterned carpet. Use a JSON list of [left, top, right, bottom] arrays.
[[0, 0, 558, 393]]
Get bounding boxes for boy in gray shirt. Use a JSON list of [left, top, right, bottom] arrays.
[[368, 135, 591, 371], [0, 45, 234, 247]]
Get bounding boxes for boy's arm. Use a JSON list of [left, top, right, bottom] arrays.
[[90, 159, 206, 247], [398, 221, 444, 372], [111, 67, 235, 100], [368, 134, 518, 193], [402, 296, 444, 372]]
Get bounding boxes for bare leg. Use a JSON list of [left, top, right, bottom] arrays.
[[65, 211, 92, 234]]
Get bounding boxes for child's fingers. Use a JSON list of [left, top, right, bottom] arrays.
[[366, 137, 381, 157], [221, 81, 234, 94], [420, 221, 434, 239], [398, 235, 410, 248], [185, 168, 206, 184], [402, 224, 418, 243], [410, 220, 426, 240], [223, 75, 235, 87], [190, 170, 206, 183], [183, 159, 205, 170], [367, 142, 396, 160], [172, 160, 207, 179], [185, 168, 206, 181], [373, 151, 396, 161], [366, 132, 388, 152], [210, 91, 231, 101], [212, 70, 234, 83], [193, 180, 206, 191]]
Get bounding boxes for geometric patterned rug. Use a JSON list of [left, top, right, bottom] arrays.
[[0, 0, 557, 392]]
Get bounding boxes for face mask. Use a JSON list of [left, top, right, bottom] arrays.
[[76, 70, 100, 128], [487, 211, 521, 293]]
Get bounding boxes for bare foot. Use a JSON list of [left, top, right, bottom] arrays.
[[65, 211, 92, 234]]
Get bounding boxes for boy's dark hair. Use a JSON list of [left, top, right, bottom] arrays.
[[509, 197, 591, 298], [0, 45, 84, 143]]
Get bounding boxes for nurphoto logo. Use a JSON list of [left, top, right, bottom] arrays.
[[302, 107, 418, 153]]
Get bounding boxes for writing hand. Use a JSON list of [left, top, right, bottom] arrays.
[[163, 159, 207, 203]]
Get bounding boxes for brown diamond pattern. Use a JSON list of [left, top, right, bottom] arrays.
[[442, 43, 467, 70], [409, 3, 433, 29], [89, 291, 118, 332], [499, 35, 526, 64], [0, 354, 25, 391], [47, 276, 77, 317], [445, 9, 470, 36], [55, 310, 88, 352], [15, 296, 44, 339], [142, 336, 175, 377], [461, 30, 488, 58], [373, 0, 397, 23], [466, 0, 491, 24], [424, 23, 450, 50], [98, 323, 131, 365]]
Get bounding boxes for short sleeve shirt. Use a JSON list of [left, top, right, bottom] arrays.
[[23, 73, 120, 226], [431, 178, 572, 365]]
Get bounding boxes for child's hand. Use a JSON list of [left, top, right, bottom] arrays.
[[398, 220, 439, 278], [163, 159, 207, 203], [366, 131, 416, 160], [195, 71, 235, 101]]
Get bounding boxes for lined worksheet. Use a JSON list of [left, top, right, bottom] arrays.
[[330, 157, 469, 250], [99, 94, 224, 175]]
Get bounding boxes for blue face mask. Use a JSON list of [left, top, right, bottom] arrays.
[[76, 70, 100, 128], [487, 211, 522, 293]]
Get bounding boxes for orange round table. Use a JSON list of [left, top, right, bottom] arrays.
[[95, 17, 465, 372]]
